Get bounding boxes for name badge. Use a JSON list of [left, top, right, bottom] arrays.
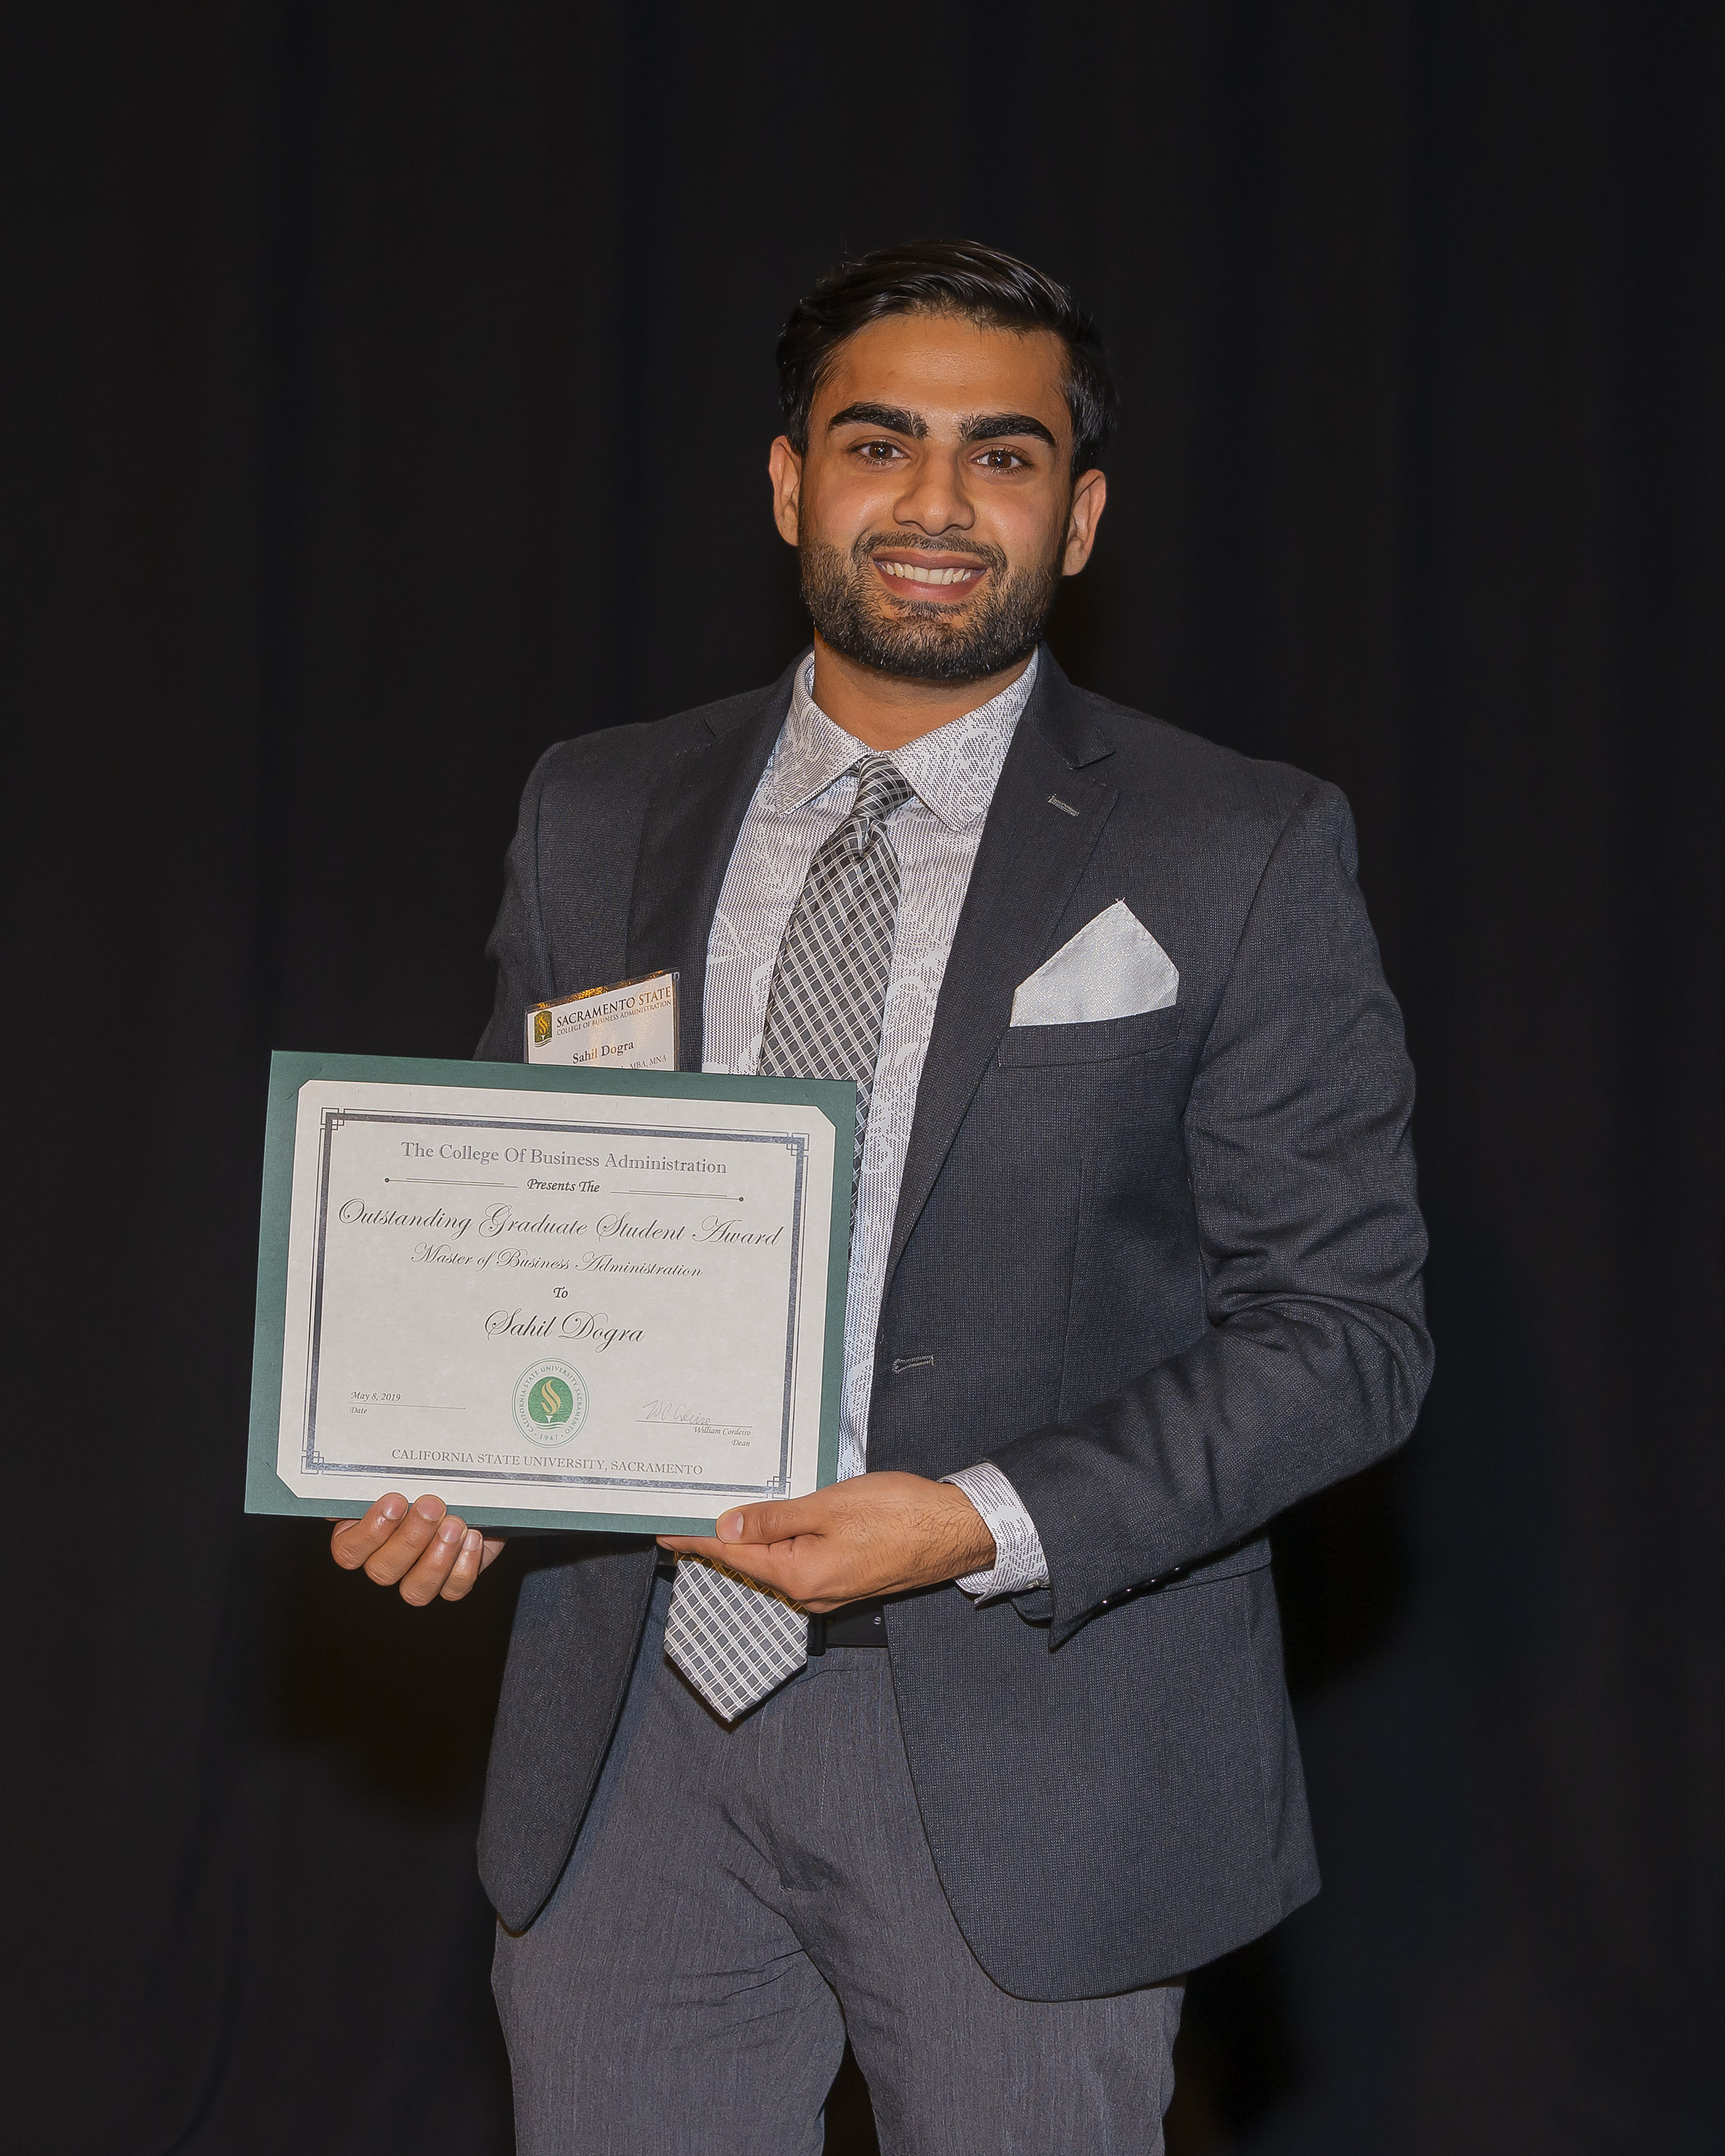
[[525, 970, 678, 1071]]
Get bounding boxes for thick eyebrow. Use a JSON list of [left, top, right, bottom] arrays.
[[958, 411, 1060, 452], [824, 402, 1061, 453], [827, 401, 927, 438]]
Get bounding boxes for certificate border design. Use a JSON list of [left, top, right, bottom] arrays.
[[246, 1051, 855, 1534], [300, 1109, 809, 1500]]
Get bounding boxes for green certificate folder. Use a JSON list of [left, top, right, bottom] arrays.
[[248, 1051, 855, 1535]]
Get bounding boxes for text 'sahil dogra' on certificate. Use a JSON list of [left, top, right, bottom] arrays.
[[247, 1054, 854, 1534]]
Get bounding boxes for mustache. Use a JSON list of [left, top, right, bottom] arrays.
[[852, 531, 1007, 573]]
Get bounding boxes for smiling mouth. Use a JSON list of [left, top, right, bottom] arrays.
[[872, 554, 988, 599]]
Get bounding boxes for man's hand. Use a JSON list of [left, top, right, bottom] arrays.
[[656, 1471, 995, 1611], [329, 1493, 505, 1606]]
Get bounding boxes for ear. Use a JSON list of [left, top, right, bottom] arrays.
[[1061, 467, 1108, 576], [768, 436, 803, 547]]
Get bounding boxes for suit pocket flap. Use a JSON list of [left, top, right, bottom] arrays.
[[996, 1003, 1182, 1069]]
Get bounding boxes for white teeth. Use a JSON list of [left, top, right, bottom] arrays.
[[881, 561, 976, 586]]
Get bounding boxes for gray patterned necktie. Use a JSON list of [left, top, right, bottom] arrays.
[[664, 753, 915, 1720]]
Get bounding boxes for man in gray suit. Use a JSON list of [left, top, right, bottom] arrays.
[[331, 240, 1431, 2154]]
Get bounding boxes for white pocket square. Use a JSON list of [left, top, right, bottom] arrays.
[[1010, 900, 1179, 1026]]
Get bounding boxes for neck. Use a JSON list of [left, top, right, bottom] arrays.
[[808, 635, 1034, 752]]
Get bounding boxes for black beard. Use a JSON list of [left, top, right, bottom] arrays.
[[798, 531, 1060, 683]]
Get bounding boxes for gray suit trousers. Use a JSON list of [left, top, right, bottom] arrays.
[[493, 1577, 1184, 2156]]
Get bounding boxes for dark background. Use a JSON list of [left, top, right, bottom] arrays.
[[6, 4, 1720, 2151]]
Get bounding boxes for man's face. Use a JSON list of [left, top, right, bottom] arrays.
[[770, 311, 1106, 683]]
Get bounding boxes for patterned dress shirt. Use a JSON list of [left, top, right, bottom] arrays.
[[702, 651, 1050, 1599]]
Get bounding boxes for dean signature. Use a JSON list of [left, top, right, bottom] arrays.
[[637, 1399, 752, 1437]]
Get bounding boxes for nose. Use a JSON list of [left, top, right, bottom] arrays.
[[891, 446, 975, 538]]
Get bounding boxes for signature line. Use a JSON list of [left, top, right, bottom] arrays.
[[636, 1419, 752, 1432]]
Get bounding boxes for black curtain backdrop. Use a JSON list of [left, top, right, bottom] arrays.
[[7, 5, 1721, 2151]]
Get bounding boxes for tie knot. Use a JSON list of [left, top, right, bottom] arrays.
[[848, 754, 916, 837]]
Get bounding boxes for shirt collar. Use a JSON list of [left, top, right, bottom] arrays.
[[765, 648, 1039, 833]]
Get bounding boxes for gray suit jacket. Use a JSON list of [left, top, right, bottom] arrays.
[[474, 649, 1432, 1997]]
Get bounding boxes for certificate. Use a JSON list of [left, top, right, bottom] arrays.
[[247, 1051, 854, 1533]]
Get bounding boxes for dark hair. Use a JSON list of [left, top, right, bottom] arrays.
[[777, 239, 1118, 476]]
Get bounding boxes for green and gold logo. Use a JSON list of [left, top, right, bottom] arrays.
[[512, 1359, 589, 1445], [532, 1008, 553, 1047]]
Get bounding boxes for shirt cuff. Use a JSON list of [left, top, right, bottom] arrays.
[[942, 1462, 1050, 1599]]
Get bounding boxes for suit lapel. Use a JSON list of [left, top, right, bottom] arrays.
[[886, 652, 1118, 1281], [624, 646, 1116, 1273], [625, 657, 801, 1070]]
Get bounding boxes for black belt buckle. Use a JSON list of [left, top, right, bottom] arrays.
[[808, 1598, 888, 1653]]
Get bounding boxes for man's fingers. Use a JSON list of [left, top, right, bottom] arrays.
[[657, 1533, 860, 1611], [326, 1495, 502, 1605], [657, 1474, 994, 1609], [713, 1496, 829, 1547], [655, 1493, 839, 1600], [360, 1494, 446, 1585], [655, 1487, 840, 1557], [438, 1527, 487, 1602], [330, 1494, 409, 1567], [397, 1510, 469, 1605]]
